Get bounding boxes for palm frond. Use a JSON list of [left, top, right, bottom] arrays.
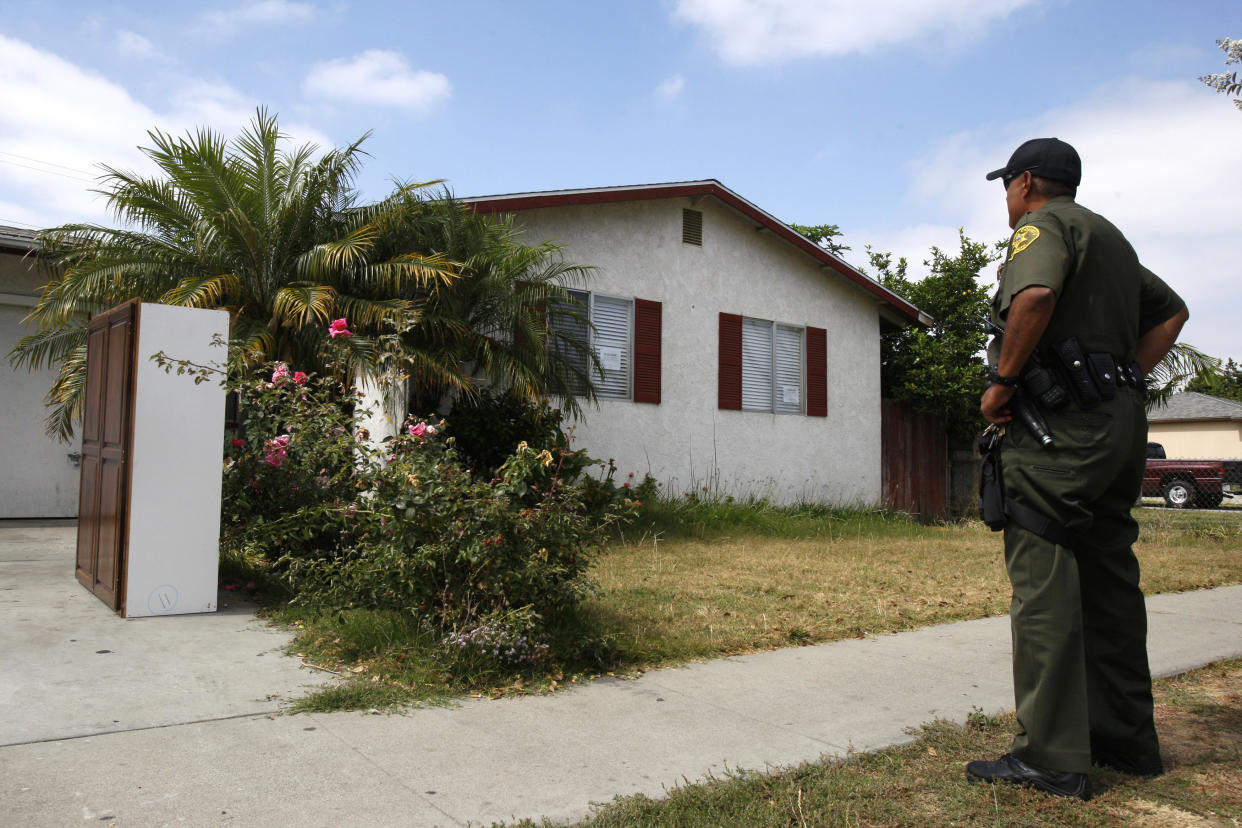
[[230, 319, 277, 365], [160, 273, 242, 308], [8, 320, 88, 372], [1146, 343, 1219, 410], [272, 284, 339, 327], [43, 342, 88, 443], [334, 294, 412, 330]]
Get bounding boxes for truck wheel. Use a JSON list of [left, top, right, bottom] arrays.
[[1196, 492, 1224, 509], [1162, 478, 1196, 509]]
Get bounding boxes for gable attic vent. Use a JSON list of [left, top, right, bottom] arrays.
[[682, 208, 703, 246]]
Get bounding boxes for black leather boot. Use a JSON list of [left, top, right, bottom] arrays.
[[966, 753, 1092, 800]]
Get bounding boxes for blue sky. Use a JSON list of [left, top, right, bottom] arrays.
[[2, 0, 1239, 359]]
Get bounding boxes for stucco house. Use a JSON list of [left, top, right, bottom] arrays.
[[4, 180, 932, 517], [463, 180, 930, 505], [1148, 391, 1242, 459], [1, 226, 82, 518]]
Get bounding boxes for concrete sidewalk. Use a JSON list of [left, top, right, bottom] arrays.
[[2, 523, 1240, 827]]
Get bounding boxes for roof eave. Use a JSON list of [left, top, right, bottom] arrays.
[[0, 227, 38, 254], [466, 181, 929, 328]]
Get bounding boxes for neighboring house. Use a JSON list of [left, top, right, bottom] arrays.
[[464, 180, 931, 505], [1148, 391, 1242, 459], [0, 226, 81, 518]]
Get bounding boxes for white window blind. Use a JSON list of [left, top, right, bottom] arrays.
[[774, 324, 803, 414], [741, 317, 773, 411], [551, 289, 591, 396], [739, 316, 805, 414], [591, 294, 632, 400]]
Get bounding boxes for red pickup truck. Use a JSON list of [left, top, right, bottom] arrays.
[[1143, 442, 1242, 509]]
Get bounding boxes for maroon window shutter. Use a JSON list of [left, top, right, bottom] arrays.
[[806, 326, 827, 417], [633, 298, 662, 404], [718, 313, 742, 410]]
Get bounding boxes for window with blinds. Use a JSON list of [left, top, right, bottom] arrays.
[[591, 294, 632, 399], [741, 318, 773, 411], [774, 324, 803, 414], [738, 316, 804, 414], [550, 289, 591, 396], [720, 314, 824, 416], [547, 290, 659, 402]]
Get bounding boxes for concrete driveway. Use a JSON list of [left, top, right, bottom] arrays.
[[0, 520, 330, 747]]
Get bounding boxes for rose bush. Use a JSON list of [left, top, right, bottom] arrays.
[[221, 340, 638, 656]]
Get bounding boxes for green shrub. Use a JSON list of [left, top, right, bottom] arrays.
[[221, 365, 364, 561], [446, 388, 572, 478], [283, 425, 627, 632], [220, 360, 638, 651]]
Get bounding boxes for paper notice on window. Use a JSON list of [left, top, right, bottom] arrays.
[[597, 346, 623, 372], [781, 384, 800, 405]]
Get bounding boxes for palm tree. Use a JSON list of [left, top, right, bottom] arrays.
[[376, 192, 598, 417], [1147, 343, 1220, 409], [10, 109, 458, 440]]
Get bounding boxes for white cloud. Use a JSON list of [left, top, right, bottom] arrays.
[[656, 74, 686, 100], [303, 50, 451, 111], [674, 0, 1038, 66], [864, 79, 1242, 359], [0, 35, 332, 230], [115, 30, 165, 61], [201, 0, 317, 32]]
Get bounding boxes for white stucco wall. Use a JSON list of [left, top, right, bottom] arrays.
[[125, 303, 228, 617], [512, 197, 884, 505], [0, 251, 82, 518]]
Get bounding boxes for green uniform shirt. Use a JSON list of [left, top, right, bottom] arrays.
[[989, 196, 1184, 364]]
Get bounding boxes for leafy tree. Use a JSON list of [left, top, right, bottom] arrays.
[[1200, 37, 1242, 110], [374, 193, 597, 416], [1185, 356, 1242, 402], [790, 223, 850, 257], [867, 232, 997, 445], [9, 110, 456, 439], [8, 110, 595, 438]]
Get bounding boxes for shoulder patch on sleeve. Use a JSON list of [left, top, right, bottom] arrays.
[[1008, 226, 1040, 261]]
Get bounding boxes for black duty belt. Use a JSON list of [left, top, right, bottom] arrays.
[[1048, 337, 1145, 409]]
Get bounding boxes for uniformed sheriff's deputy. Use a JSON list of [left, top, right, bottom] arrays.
[[967, 138, 1189, 801]]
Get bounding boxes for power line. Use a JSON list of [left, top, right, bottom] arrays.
[[0, 157, 96, 184], [0, 217, 42, 229], [0, 150, 95, 177]]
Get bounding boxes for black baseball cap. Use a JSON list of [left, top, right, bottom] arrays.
[[985, 137, 1081, 187]]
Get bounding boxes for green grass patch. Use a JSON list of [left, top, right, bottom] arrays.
[[621, 498, 926, 542], [289, 680, 417, 714], [271, 602, 619, 710]]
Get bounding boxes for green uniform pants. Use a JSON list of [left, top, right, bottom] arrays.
[[1000, 391, 1160, 773]]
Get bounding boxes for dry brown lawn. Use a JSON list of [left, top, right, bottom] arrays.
[[584, 509, 1242, 669]]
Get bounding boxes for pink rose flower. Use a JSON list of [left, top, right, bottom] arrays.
[[426, 425, 437, 435], [328, 318, 352, 339], [293, 371, 308, 384], [409, 422, 427, 438], [262, 433, 292, 467], [271, 363, 290, 383]]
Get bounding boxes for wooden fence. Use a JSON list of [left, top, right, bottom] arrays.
[[881, 399, 948, 521]]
